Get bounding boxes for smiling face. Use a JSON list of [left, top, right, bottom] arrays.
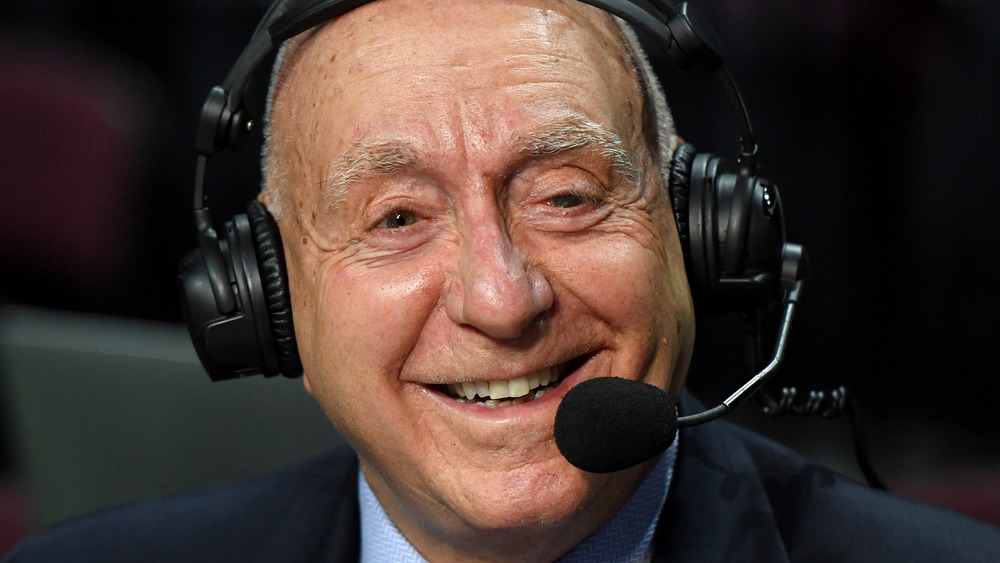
[[264, 0, 695, 560]]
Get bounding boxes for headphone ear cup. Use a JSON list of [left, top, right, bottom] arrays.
[[246, 200, 302, 378], [179, 209, 282, 380], [668, 143, 786, 315], [668, 143, 696, 255], [668, 142, 711, 311]]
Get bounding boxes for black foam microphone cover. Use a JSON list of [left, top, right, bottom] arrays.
[[554, 377, 678, 473]]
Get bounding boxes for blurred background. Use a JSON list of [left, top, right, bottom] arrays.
[[1, 0, 998, 553]]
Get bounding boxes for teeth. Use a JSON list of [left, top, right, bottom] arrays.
[[489, 380, 510, 400], [539, 368, 551, 386], [527, 370, 541, 390], [442, 362, 574, 406], [508, 376, 530, 398]]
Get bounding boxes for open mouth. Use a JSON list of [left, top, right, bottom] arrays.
[[437, 356, 586, 408]]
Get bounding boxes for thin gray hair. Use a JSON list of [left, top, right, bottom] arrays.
[[260, 40, 294, 220], [611, 16, 677, 187]]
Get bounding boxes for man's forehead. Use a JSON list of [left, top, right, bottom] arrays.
[[315, 112, 639, 211], [264, 0, 649, 199], [277, 0, 630, 88], [307, 0, 620, 39]]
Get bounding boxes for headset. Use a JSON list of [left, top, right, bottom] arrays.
[[179, 0, 807, 382]]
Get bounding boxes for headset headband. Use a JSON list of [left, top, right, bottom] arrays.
[[195, 0, 757, 168]]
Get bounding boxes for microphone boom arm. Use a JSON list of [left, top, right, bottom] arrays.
[[678, 248, 805, 428]]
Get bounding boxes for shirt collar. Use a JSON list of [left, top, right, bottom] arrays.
[[358, 436, 677, 563]]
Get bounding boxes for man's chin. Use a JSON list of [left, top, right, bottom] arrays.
[[359, 416, 597, 524], [419, 454, 612, 539], [389, 451, 650, 563]]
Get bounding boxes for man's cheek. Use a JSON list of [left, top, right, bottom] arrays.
[[560, 238, 660, 301], [286, 249, 334, 375]]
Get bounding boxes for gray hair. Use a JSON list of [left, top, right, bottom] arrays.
[[259, 40, 295, 220], [611, 16, 677, 186]]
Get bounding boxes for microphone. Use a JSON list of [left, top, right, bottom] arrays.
[[554, 278, 804, 473], [554, 377, 678, 473]]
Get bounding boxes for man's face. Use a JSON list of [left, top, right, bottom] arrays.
[[268, 0, 694, 558]]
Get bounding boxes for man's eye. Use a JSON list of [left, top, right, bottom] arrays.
[[548, 193, 588, 208], [378, 210, 419, 229]]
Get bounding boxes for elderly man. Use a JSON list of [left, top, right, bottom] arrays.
[[7, 0, 1000, 561], [261, 1, 692, 561]]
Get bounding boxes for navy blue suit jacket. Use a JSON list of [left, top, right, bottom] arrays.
[[7, 395, 1000, 562]]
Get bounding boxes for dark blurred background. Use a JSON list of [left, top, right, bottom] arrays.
[[1, 0, 998, 551]]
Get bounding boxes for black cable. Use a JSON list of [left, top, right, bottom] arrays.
[[759, 386, 888, 490]]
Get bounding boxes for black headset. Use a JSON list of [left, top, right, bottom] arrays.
[[179, 0, 805, 382]]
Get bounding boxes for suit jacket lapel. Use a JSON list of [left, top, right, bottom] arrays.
[[653, 393, 790, 562]]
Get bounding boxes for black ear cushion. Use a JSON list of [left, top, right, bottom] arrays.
[[246, 200, 303, 377], [668, 143, 697, 252]]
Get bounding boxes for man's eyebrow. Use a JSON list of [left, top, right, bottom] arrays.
[[519, 117, 639, 187], [320, 140, 417, 212], [319, 119, 638, 211]]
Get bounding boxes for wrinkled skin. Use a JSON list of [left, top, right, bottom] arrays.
[[263, 0, 695, 561]]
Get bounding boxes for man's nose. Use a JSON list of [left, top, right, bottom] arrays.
[[445, 215, 554, 339]]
